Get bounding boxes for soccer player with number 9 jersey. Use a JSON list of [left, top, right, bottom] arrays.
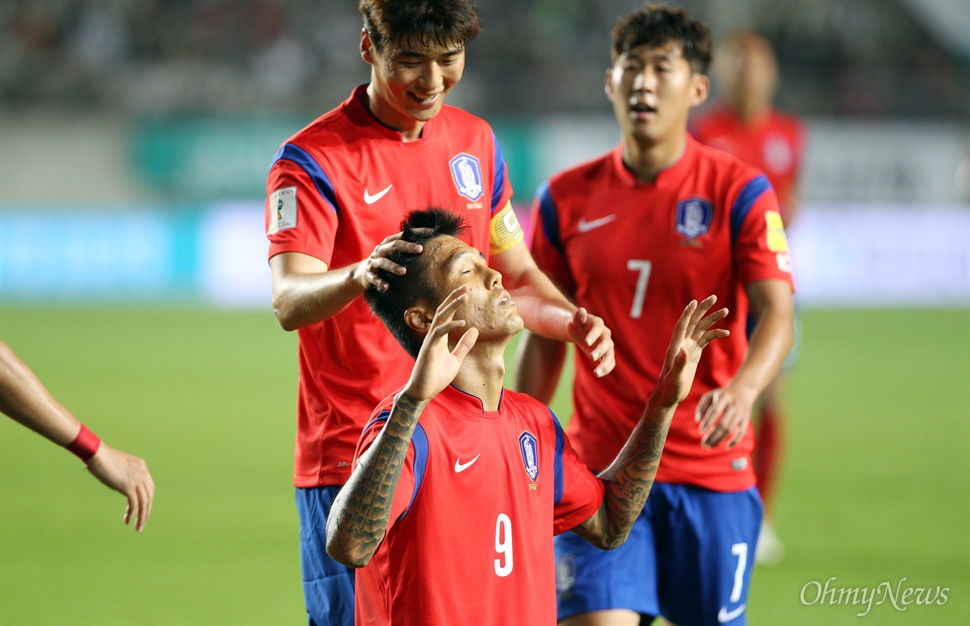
[[326, 208, 729, 626]]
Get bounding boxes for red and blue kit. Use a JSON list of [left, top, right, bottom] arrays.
[[529, 137, 794, 492], [691, 106, 805, 222], [265, 85, 520, 488], [354, 385, 605, 626]]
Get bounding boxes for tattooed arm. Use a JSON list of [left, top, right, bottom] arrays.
[[326, 286, 479, 567], [326, 393, 428, 567], [571, 296, 729, 550]]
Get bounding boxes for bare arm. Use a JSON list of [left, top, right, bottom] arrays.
[[513, 330, 567, 405], [326, 287, 478, 567], [270, 233, 424, 331], [570, 297, 729, 549], [0, 341, 155, 531], [696, 278, 794, 448], [492, 240, 614, 378]]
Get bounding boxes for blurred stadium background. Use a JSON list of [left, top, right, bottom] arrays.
[[0, 0, 967, 624]]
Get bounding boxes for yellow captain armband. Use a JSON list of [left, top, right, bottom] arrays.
[[489, 202, 524, 255], [765, 211, 789, 253]]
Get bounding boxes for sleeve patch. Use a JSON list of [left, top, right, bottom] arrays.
[[489, 201, 524, 255], [765, 211, 789, 253], [268, 187, 297, 234]]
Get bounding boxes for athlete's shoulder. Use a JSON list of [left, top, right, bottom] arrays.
[[691, 137, 763, 181], [769, 108, 806, 132], [547, 150, 616, 190]]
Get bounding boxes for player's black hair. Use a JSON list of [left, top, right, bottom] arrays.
[[359, 0, 483, 52], [611, 3, 712, 75], [364, 207, 469, 359]]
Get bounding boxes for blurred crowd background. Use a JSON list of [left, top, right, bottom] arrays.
[[0, 0, 967, 307], [1, 0, 967, 118]]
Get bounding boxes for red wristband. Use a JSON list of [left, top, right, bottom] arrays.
[[67, 424, 101, 463]]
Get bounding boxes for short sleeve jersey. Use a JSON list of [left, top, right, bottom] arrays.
[[691, 105, 805, 222], [265, 85, 517, 487], [353, 385, 605, 626], [530, 137, 794, 492]]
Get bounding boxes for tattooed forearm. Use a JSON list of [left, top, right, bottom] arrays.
[[326, 393, 428, 567], [572, 401, 673, 550]]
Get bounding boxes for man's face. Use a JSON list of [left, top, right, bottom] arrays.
[[606, 41, 708, 145], [419, 235, 523, 341], [715, 37, 777, 114], [362, 31, 465, 133]]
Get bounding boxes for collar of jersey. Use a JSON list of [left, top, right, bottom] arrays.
[[348, 83, 435, 146], [437, 384, 504, 419], [612, 134, 698, 189]]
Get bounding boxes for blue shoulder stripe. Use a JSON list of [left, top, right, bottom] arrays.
[[730, 174, 771, 244], [399, 423, 429, 521], [549, 408, 565, 506], [536, 181, 563, 253], [491, 132, 507, 212], [360, 411, 428, 522], [273, 143, 339, 215]]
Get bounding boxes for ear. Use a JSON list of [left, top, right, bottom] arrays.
[[404, 304, 434, 336], [604, 67, 615, 102], [689, 73, 711, 108], [360, 28, 375, 65]]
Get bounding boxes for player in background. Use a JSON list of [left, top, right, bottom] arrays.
[[691, 30, 806, 565], [265, 2, 614, 624], [0, 341, 155, 532], [515, 4, 794, 625], [326, 208, 727, 626]]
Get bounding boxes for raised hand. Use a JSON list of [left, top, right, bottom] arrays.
[[352, 231, 424, 292], [567, 308, 616, 378], [403, 286, 479, 403], [653, 295, 729, 409]]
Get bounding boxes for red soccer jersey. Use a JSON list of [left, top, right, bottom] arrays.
[[265, 86, 515, 487], [690, 105, 805, 222], [529, 137, 794, 492], [354, 385, 605, 626]]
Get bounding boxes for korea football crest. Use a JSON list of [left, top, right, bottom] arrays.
[[518, 432, 539, 482], [675, 197, 714, 239], [449, 153, 484, 201]]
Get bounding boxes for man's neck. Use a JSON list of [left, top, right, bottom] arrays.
[[622, 132, 688, 183], [362, 86, 426, 142], [451, 343, 508, 412]]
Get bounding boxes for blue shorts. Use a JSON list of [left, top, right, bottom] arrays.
[[555, 483, 763, 625], [296, 486, 355, 626]]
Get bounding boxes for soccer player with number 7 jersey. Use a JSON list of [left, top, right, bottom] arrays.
[[516, 4, 795, 625], [326, 208, 729, 626]]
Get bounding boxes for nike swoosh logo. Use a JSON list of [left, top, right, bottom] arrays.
[[363, 184, 393, 204], [577, 214, 617, 233], [717, 604, 746, 623], [454, 454, 481, 473]]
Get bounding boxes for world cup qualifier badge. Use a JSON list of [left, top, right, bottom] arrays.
[[675, 197, 714, 239], [518, 432, 539, 482], [449, 153, 484, 201]]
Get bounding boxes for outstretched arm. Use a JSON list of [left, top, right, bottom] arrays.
[[270, 233, 424, 331], [326, 286, 478, 567], [570, 297, 729, 549], [0, 341, 155, 532], [492, 241, 615, 379], [695, 279, 794, 448]]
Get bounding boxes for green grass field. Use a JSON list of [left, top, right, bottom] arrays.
[[1, 306, 967, 625]]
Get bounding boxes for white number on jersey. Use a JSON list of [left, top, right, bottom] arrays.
[[494, 513, 513, 577], [627, 259, 652, 319]]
